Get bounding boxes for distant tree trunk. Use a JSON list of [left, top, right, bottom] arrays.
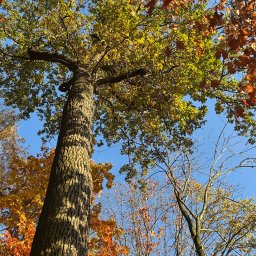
[[176, 195, 206, 256], [30, 69, 94, 256]]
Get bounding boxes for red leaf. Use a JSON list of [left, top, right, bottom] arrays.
[[228, 38, 240, 51], [226, 62, 236, 74], [176, 40, 185, 50], [145, 0, 157, 15], [215, 49, 228, 59], [162, 0, 172, 9], [235, 106, 244, 118], [238, 55, 249, 65], [199, 79, 207, 89], [249, 91, 256, 101], [164, 46, 172, 57], [238, 35, 247, 47], [211, 80, 219, 88]]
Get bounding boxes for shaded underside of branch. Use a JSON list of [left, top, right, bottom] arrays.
[[27, 48, 77, 72], [95, 68, 147, 87]]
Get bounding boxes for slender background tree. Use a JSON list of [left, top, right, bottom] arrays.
[[103, 128, 256, 255]]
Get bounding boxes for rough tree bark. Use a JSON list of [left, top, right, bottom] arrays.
[[30, 68, 94, 256], [26, 46, 146, 255]]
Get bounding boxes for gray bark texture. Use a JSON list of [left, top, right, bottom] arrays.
[[30, 69, 94, 256]]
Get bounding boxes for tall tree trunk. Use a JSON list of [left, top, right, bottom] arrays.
[[30, 70, 94, 256]]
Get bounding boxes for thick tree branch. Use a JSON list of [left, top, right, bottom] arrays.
[[58, 75, 77, 92], [95, 68, 147, 86], [27, 48, 77, 72]]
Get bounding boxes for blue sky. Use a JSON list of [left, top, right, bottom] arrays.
[[18, 99, 256, 200]]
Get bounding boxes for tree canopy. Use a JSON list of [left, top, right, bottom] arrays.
[[1, 0, 255, 167]]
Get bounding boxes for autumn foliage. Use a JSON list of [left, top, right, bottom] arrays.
[[0, 149, 127, 256], [89, 161, 128, 256], [0, 148, 52, 256], [205, 0, 256, 117], [146, 0, 256, 119]]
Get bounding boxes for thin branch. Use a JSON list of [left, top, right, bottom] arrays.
[[91, 46, 111, 74]]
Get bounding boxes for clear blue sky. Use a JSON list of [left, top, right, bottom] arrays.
[[18, 99, 256, 200]]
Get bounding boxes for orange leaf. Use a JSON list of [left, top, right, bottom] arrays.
[[242, 99, 250, 106], [240, 29, 249, 36], [242, 97, 256, 107], [245, 84, 254, 93], [246, 74, 255, 81]]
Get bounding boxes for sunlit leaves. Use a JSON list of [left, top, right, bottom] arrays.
[[1, 0, 223, 148], [0, 144, 125, 256], [91, 161, 114, 194], [0, 148, 53, 255], [144, 0, 256, 142]]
